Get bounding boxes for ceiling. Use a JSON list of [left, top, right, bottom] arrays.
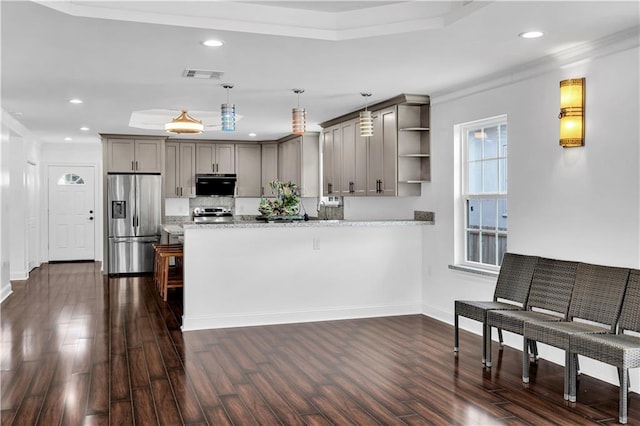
[[2, 1, 639, 144]]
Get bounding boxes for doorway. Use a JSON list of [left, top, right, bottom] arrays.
[[48, 165, 96, 261]]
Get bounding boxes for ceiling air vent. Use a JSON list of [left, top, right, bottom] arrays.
[[182, 69, 224, 80]]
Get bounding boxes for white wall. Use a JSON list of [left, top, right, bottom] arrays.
[[424, 44, 640, 390], [0, 119, 11, 301], [1, 110, 43, 298]]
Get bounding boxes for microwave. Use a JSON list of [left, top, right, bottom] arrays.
[[195, 174, 237, 197]]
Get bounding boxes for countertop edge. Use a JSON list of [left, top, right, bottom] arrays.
[[181, 220, 434, 230]]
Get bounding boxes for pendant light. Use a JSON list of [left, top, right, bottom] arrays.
[[165, 110, 204, 134], [221, 84, 236, 132], [292, 89, 306, 135], [359, 92, 373, 137]]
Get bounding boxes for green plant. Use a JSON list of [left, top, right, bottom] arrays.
[[258, 180, 300, 216]]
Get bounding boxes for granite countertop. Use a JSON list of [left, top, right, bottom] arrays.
[[162, 224, 185, 235], [181, 219, 433, 230]]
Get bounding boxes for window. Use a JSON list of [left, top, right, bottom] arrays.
[[57, 173, 85, 185], [462, 116, 507, 268]]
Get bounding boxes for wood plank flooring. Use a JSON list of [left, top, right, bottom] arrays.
[[1, 261, 638, 425]]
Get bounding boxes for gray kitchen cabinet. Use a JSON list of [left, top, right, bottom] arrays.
[[396, 102, 430, 196], [322, 125, 341, 196], [278, 133, 319, 197], [367, 106, 397, 196], [235, 144, 262, 197], [340, 118, 367, 196], [107, 138, 163, 173], [261, 143, 278, 197], [165, 142, 195, 198], [195, 143, 235, 174], [319, 94, 430, 197]]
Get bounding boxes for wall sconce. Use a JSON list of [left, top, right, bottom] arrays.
[[558, 77, 585, 147], [292, 89, 306, 135]]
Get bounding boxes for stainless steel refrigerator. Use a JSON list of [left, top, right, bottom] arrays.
[[107, 173, 162, 274]]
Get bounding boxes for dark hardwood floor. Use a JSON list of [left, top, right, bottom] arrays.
[[1, 262, 638, 425]]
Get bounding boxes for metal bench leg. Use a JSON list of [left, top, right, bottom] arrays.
[[522, 338, 530, 383], [454, 313, 459, 353], [568, 353, 577, 402], [484, 323, 491, 367], [485, 322, 493, 367], [498, 328, 504, 347], [620, 367, 628, 424], [563, 351, 571, 401]]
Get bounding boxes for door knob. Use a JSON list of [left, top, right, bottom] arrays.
[[89, 217, 94, 220], [89, 210, 94, 214]]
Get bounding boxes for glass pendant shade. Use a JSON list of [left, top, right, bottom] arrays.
[[165, 110, 204, 134], [559, 77, 585, 147], [292, 107, 306, 135], [359, 110, 373, 137], [221, 103, 235, 132]]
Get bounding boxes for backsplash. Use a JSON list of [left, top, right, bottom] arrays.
[[189, 196, 235, 210]]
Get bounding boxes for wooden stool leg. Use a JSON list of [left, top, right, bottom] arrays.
[[162, 255, 170, 302]]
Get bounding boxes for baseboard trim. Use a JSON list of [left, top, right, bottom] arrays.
[[0, 284, 13, 304], [182, 303, 422, 331]]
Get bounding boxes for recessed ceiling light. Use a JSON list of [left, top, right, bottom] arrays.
[[80, 126, 90, 131], [68, 98, 83, 104], [202, 39, 224, 47], [248, 133, 257, 137], [519, 31, 544, 39], [64, 137, 72, 141]]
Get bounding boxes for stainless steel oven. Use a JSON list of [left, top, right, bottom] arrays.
[[192, 207, 234, 223]]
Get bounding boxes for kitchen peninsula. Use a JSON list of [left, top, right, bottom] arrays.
[[181, 219, 430, 331]]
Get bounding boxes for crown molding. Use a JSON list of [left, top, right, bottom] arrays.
[[431, 26, 640, 105]]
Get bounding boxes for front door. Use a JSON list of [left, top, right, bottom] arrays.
[[48, 166, 95, 261]]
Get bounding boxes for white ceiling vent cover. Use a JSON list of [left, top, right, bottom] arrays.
[[182, 69, 224, 79]]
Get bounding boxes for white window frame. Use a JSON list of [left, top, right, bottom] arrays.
[[455, 115, 508, 272]]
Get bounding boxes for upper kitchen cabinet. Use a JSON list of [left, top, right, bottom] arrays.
[[195, 143, 235, 174], [277, 133, 319, 197], [320, 94, 430, 197], [105, 137, 163, 173], [397, 101, 430, 196], [322, 118, 366, 197], [322, 125, 341, 196], [261, 143, 278, 197], [367, 107, 397, 197], [235, 143, 262, 197], [340, 118, 367, 197], [165, 141, 196, 198]]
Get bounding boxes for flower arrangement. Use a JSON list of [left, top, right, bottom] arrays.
[[258, 180, 300, 217]]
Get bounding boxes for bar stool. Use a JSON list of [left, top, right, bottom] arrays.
[[153, 243, 183, 301]]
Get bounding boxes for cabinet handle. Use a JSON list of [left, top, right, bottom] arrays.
[[349, 182, 354, 193], [327, 183, 332, 194], [180, 187, 183, 196], [135, 161, 139, 170], [176, 187, 179, 196], [131, 161, 135, 171], [216, 163, 219, 172], [261, 187, 264, 196]]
